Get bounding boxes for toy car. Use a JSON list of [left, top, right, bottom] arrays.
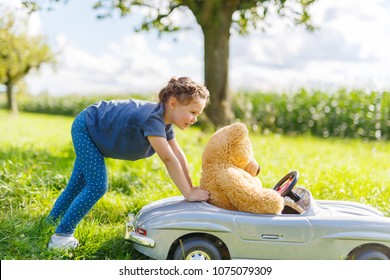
[[124, 171, 390, 260]]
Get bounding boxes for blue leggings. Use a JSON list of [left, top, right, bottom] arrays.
[[47, 110, 108, 236]]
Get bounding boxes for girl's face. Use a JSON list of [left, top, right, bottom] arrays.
[[167, 97, 206, 130]]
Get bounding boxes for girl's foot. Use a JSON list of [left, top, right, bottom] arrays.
[[48, 234, 79, 250]]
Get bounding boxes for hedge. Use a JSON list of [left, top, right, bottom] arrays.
[[232, 89, 389, 140], [2, 89, 389, 140]]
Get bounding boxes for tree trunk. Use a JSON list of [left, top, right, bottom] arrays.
[[6, 80, 18, 114], [200, 2, 237, 128]]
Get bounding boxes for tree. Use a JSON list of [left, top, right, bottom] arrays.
[[23, 0, 316, 127], [0, 12, 54, 114]]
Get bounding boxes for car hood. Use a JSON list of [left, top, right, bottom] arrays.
[[135, 196, 211, 223], [138, 196, 187, 213], [317, 200, 384, 217], [135, 196, 385, 224]]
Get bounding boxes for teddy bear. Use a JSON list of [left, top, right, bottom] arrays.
[[200, 122, 284, 214]]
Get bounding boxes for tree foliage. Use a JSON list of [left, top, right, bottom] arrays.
[[0, 10, 55, 113]]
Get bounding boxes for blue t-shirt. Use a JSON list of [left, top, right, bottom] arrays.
[[84, 99, 174, 160]]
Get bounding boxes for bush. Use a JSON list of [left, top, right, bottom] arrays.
[[6, 89, 390, 141], [232, 89, 389, 141]]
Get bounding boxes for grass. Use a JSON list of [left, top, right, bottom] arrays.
[[0, 110, 389, 260]]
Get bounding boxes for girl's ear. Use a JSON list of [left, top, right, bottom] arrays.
[[168, 96, 178, 110]]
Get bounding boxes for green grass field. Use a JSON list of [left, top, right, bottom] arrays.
[[1, 110, 389, 260]]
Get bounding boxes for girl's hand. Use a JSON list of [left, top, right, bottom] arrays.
[[244, 158, 260, 177], [185, 187, 209, 202]]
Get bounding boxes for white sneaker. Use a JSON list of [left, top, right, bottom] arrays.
[[48, 234, 79, 250]]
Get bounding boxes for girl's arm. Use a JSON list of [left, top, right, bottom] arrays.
[[147, 136, 209, 202], [168, 138, 193, 188]]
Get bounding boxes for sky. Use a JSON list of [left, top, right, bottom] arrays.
[[3, 0, 390, 96]]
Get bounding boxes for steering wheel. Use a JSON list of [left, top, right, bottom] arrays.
[[273, 171, 301, 202]]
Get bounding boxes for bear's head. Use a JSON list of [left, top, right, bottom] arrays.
[[202, 122, 254, 170]]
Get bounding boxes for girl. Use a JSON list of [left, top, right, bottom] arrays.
[[47, 77, 210, 250]]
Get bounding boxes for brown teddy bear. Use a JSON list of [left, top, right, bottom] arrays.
[[200, 122, 284, 214]]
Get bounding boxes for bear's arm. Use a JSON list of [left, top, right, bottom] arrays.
[[216, 167, 284, 215]]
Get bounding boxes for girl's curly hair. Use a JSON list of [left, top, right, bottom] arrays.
[[158, 77, 210, 105]]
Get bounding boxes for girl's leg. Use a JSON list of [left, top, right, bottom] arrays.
[[47, 159, 86, 222], [54, 111, 108, 236]]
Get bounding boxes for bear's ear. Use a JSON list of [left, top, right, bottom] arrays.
[[227, 123, 252, 167], [228, 123, 248, 145]]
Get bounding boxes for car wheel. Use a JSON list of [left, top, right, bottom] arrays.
[[348, 244, 390, 260], [173, 237, 222, 260]]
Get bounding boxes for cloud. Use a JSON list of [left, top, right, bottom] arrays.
[[19, 0, 390, 95], [230, 0, 390, 92], [23, 0, 207, 96], [27, 33, 175, 95]]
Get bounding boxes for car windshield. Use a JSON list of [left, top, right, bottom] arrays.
[[286, 187, 320, 216]]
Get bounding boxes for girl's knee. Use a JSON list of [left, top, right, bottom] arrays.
[[93, 182, 108, 197]]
